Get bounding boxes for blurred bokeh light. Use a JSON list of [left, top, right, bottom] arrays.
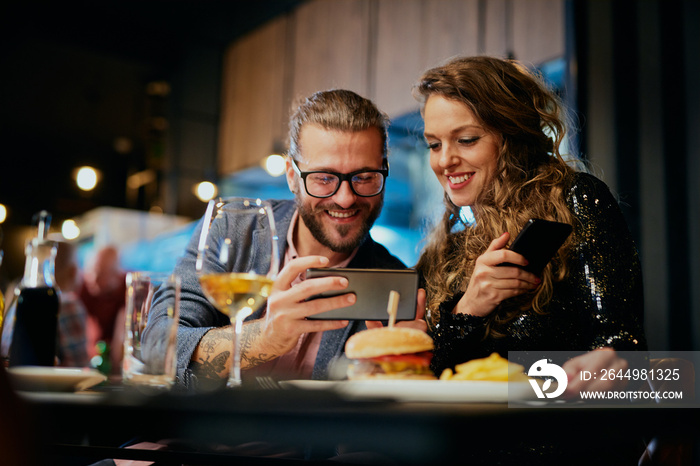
[[61, 219, 80, 240], [75, 166, 99, 191], [194, 181, 218, 202], [264, 154, 286, 177]]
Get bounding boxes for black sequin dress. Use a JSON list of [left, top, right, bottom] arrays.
[[428, 172, 648, 376]]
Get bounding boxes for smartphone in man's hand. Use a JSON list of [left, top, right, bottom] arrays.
[[305, 268, 418, 321]]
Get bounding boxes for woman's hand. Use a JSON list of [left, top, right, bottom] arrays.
[[562, 347, 630, 397], [454, 232, 541, 317]]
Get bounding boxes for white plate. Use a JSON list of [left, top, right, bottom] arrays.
[[7, 366, 107, 392], [280, 379, 533, 403]]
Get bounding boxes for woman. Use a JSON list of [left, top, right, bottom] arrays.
[[413, 56, 647, 394]]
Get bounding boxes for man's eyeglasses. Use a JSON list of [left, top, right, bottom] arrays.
[[290, 158, 388, 198]]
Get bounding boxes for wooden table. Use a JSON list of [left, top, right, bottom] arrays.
[[17, 384, 700, 465]]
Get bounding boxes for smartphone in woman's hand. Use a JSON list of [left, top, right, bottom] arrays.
[[501, 219, 573, 275]]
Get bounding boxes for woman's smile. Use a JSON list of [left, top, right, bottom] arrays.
[[446, 172, 474, 188]]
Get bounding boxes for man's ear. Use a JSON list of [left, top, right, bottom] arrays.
[[285, 158, 298, 194]]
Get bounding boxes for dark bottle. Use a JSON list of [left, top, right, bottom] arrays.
[[8, 211, 60, 367]]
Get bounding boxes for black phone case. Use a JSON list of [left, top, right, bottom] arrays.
[[503, 219, 573, 275], [305, 268, 418, 321]]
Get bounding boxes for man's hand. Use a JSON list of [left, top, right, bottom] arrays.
[[190, 255, 355, 381], [251, 255, 354, 360]]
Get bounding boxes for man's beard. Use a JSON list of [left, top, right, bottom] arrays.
[[296, 194, 383, 254]]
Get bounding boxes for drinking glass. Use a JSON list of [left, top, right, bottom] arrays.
[[122, 272, 180, 391], [196, 198, 279, 388]]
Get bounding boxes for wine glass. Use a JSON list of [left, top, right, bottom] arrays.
[[195, 198, 279, 388]]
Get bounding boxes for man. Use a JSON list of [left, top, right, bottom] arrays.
[[161, 89, 426, 389]]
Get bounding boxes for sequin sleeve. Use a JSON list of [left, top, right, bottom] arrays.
[[429, 292, 493, 375], [565, 173, 647, 351]]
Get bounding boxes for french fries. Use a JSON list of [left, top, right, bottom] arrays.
[[439, 353, 527, 381]]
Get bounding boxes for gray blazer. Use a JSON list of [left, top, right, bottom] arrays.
[[148, 200, 406, 388]]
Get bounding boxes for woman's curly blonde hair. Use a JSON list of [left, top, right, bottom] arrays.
[[413, 56, 582, 338]]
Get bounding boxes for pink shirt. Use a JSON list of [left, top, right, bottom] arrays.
[[244, 210, 357, 380]]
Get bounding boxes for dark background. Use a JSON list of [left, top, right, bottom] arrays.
[[0, 0, 303, 228]]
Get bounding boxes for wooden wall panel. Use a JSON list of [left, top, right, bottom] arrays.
[[483, 0, 564, 63], [218, 0, 565, 177], [289, 0, 371, 104], [375, 0, 481, 116], [374, 0, 425, 116], [423, 0, 480, 65], [219, 16, 289, 174], [483, 0, 508, 57], [512, 0, 564, 65]]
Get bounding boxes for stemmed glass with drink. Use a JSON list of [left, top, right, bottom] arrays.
[[196, 198, 279, 388]]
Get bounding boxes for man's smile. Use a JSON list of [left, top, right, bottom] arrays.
[[326, 209, 359, 220]]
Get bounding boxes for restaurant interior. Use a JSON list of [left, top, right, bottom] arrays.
[[0, 0, 699, 464], [1, 0, 697, 353]]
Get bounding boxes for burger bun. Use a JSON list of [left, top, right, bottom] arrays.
[[345, 327, 434, 359]]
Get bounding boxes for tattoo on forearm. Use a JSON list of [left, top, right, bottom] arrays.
[[240, 321, 276, 368], [191, 351, 230, 380], [191, 329, 232, 380], [200, 331, 231, 353]]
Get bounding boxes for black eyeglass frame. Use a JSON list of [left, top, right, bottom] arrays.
[[290, 157, 389, 198]]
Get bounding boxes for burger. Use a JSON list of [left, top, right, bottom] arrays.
[[344, 327, 436, 380]]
